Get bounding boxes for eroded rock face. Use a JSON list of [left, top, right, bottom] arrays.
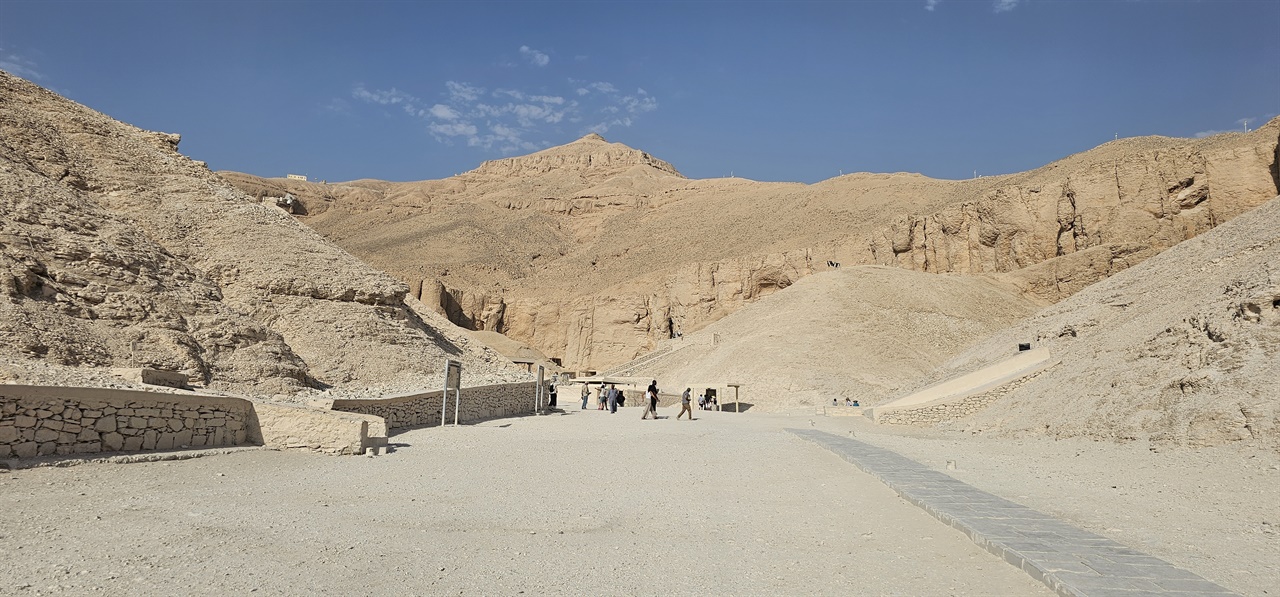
[[421, 248, 814, 370], [859, 133, 1279, 302], [0, 71, 527, 397], [222, 110, 1280, 374]]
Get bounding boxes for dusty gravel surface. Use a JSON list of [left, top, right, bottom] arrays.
[[1, 408, 1051, 596], [817, 414, 1280, 597]]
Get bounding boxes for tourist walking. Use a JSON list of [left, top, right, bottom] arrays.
[[548, 382, 557, 409], [678, 388, 694, 420], [581, 384, 590, 409], [607, 384, 618, 414], [641, 380, 659, 420], [597, 385, 605, 410]]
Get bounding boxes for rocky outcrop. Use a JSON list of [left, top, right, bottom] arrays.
[[861, 125, 1280, 302], [466, 133, 683, 181], [0, 71, 528, 398], [221, 109, 1279, 376], [919, 195, 1280, 446], [416, 248, 814, 371]]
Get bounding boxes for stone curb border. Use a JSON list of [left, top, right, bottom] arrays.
[[3, 446, 266, 471], [786, 429, 1240, 597]]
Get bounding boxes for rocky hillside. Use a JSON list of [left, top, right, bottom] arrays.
[[627, 266, 1041, 411], [919, 195, 1280, 447], [223, 116, 1279, 374], [0, 71, 528, 398]]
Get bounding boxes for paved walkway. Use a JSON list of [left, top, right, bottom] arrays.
[[788, 429, 1240, 597]]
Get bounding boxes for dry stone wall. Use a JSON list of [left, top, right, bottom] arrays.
[[873, 371, 1044, 426], [331, 382, 536, 430], [0, 385, 250, 459]]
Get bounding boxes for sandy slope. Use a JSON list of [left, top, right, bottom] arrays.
[[634, 266, 1041, 410], [922, 196, 1280, 446]]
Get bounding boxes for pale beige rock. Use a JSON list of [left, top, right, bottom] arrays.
[[223, 118, 1279, 373], [0, 71, 530, 400]]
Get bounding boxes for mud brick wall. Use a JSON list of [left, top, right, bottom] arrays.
[[331, 382, 536, 430], [0, 385, 251, 459]]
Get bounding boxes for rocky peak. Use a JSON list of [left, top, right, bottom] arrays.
[[466, 134, 684, 182]]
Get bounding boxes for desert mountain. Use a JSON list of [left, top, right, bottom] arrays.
[[223, 120, 1280, 374], [621, 266, 1041, 410], [916, 194, 1280, 447], [0, 71, 528, 397]]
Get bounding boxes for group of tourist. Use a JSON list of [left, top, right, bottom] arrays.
[[575, 380, 697, 421]]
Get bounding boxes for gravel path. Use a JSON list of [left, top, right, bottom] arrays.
[[1, 408, 1050, 596]]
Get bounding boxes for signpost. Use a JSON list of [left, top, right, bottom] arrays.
[[536, 365, 545, 414], [441, 359, 462, 427]]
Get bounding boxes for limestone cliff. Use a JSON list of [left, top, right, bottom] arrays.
[[0, 71, 527, 397], [857, 123, 1280, 302], [221, 115, 1279, 374]]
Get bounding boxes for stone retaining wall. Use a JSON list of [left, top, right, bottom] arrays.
[[1, 385, 251, 459], [873, 371, 1045, 425], [330, 382, 537, 430]]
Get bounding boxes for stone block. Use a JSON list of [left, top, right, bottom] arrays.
[[62, 407, 81, 420], [77, 429, 99, 442], [137, 408, 160, 417], [0, 425, 19, 443], [37, 442, 57, 456], [191, 434, 206, 447], [185, 417, 197, 428], [35, 409, 52, 418], [0, 444, 9, 458], [83, 409, 103, 418], [95, 417, 117, 433], [34, 428, 59, 443], [63, 423, 81, 433], [13, 441, 37, 458], [58, 431, 76, 444], [40, 419, 64, 432], [149, 417, 166, 427], [142, 430, 158, 450], [55, 444, 74, 456], [73, 442, 100, 454], [129, 417, 147, 429], [1, 401, 15, 415], [102, 432, 124, 451], [174, 429, 192, 447], [168, 418, 184, 431], [123, 436, 143, 451], [156, 433, 174, 450], [101, 407, 115, 415]]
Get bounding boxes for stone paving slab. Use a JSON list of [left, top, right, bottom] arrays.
[[787, 429, 1241, 597]]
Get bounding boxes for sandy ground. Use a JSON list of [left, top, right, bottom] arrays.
[[0, 408, 1053, 596], [812, 412, 1280, 597]]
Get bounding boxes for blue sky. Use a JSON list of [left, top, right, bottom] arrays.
[[1, 1, 1277, 183]]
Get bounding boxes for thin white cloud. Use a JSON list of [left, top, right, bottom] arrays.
[[429, 104, 460, 120], [352, 85, 414, 105], [0, 48, 45, 81], [353, 72, 658, 154], [925, 0, 941, 11], [993, 0, 1020, 12], [446, 81, 484, 102], [519, 45, 550, 67]]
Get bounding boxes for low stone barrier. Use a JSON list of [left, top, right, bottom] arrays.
[[248, 401, 385, 455], [870, 368, 1049, 425], [331, 382, 536, 430], [1, 385, 251, 459]]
